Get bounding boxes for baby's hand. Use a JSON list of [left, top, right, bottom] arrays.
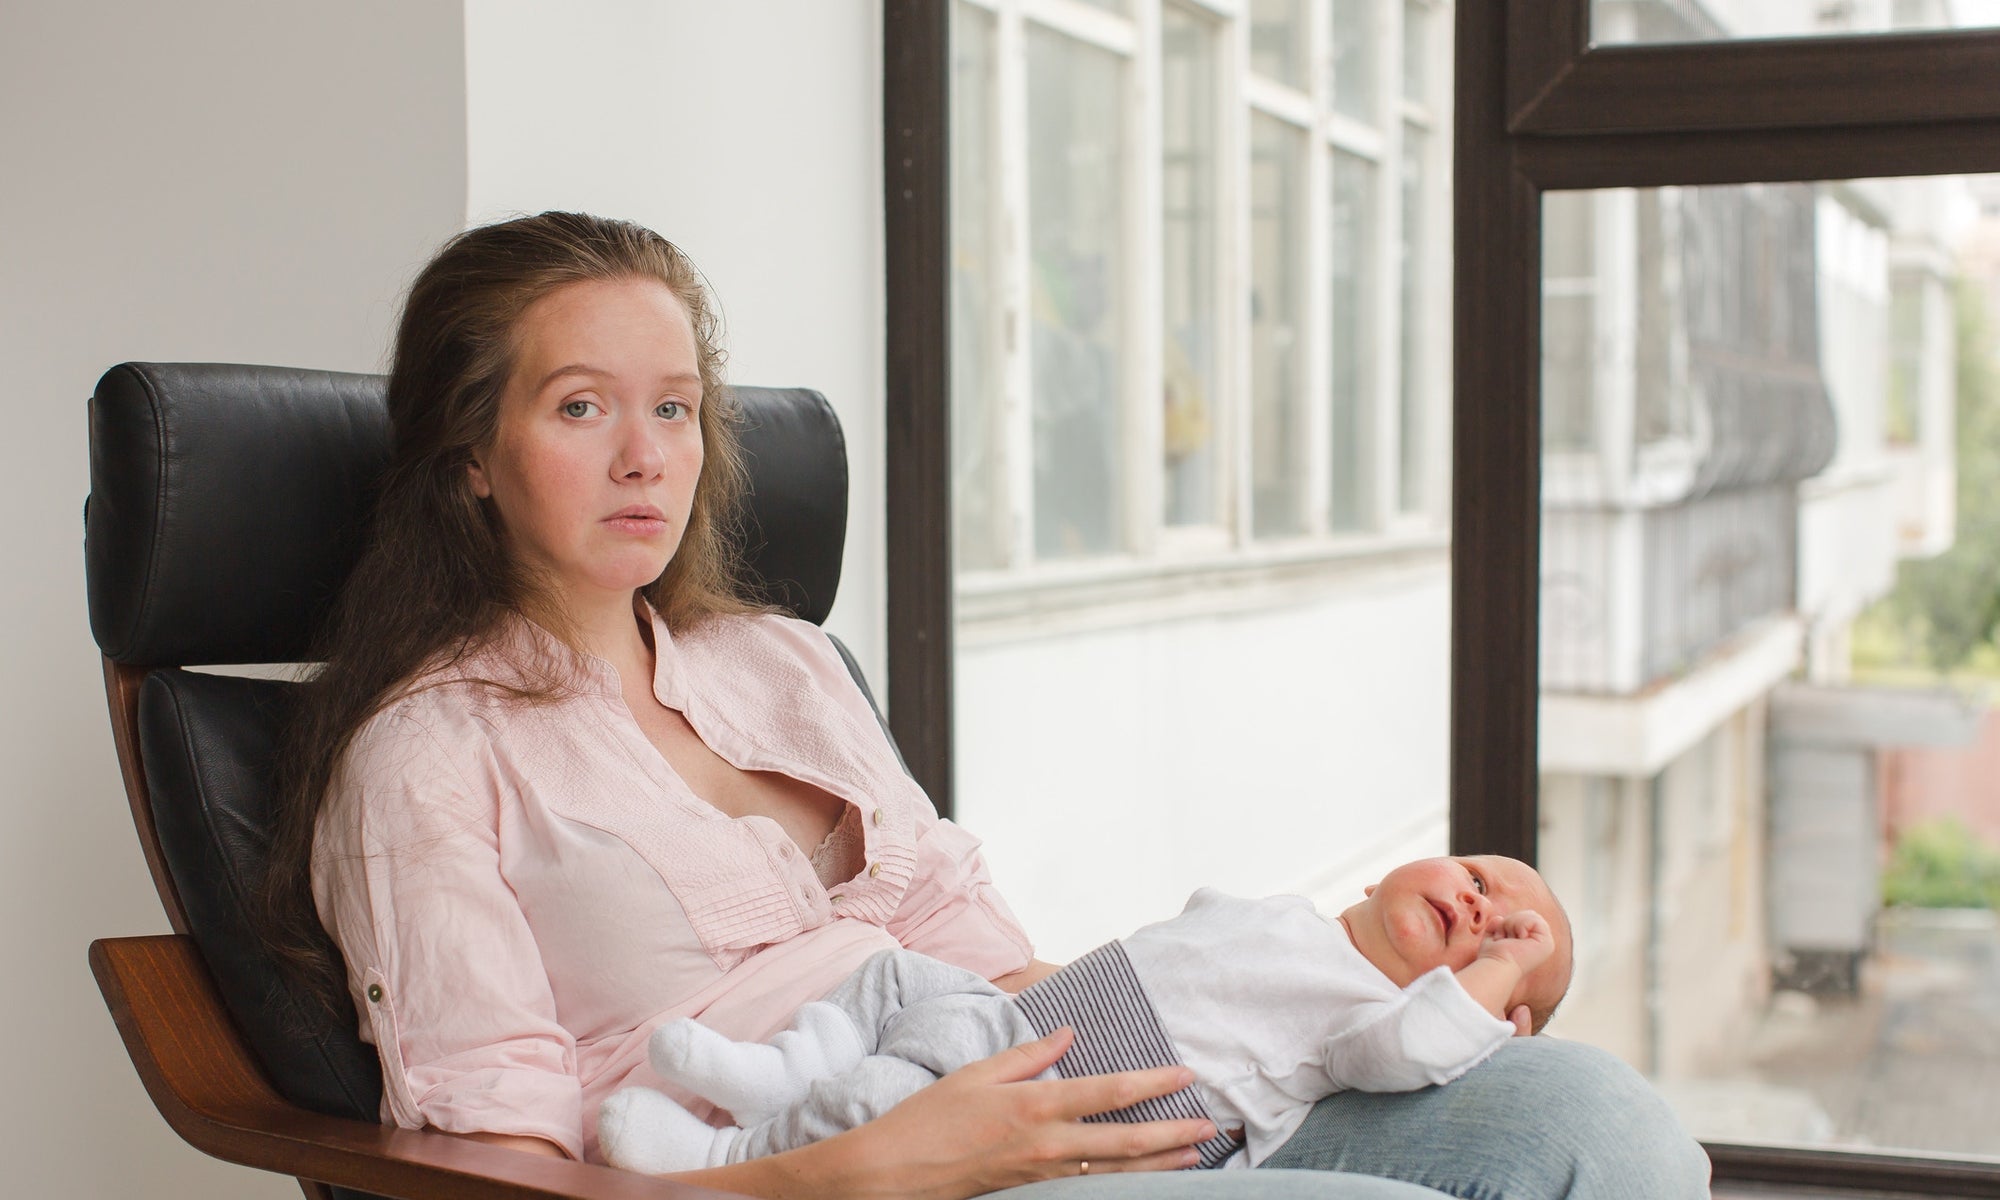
[[1477, 909, 1554, 975]]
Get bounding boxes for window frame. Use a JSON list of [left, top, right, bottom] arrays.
[[1454, 2, 2000, 1191]]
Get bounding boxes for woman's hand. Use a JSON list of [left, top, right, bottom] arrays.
[[710, 1027, 1214, 1200], [851, 1027, 1213, 1198]]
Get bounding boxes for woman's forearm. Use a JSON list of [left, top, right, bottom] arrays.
[[662, 1130, 879, 1200]]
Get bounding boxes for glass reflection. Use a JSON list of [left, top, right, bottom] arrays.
[[950, 3, 1007, 571], [1251, 113, 1310, 538], [1027, 25, 1128, 559], [1163, 6, 1222, 528]]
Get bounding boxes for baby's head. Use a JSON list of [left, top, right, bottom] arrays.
[[1339, 855, 1573, 1034]]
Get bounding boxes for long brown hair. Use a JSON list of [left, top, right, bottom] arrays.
[[260, 212, 762, 1015]]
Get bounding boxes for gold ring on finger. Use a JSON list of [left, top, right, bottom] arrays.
[[1079, 1160, 1091, 1176]]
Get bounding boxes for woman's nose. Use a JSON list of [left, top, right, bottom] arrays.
[[614, 420, 666, 479]]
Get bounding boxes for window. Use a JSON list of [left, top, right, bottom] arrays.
[[1456, 0, 2000, 1191], [949, 0, 1451, 593], [890, 0, 2000, 1186]]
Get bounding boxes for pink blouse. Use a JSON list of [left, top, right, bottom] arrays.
[[311, 609, 1034, 1161]]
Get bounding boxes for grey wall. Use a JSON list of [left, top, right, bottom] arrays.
[[0, 3, 467, 1195]]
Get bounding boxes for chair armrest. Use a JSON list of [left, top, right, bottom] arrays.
[[90, 935, 736, 1200]]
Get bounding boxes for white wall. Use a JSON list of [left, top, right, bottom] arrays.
[[956, 564, 1453, 959], [0, 3, 467, 1197], [462, 0, 888, 682]]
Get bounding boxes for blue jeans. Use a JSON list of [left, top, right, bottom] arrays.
[[998, 1038, 1711, 1200]]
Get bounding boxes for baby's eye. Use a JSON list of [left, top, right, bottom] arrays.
[[1467, 867, 1487, 895], [657, 399, 689, 420], [561, 399, 595, 419]]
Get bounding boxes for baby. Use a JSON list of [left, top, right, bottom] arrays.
[[600, 854, 1571, 1173]]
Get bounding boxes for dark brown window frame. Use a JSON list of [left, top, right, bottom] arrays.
[[884, 0, 955, 817], [1461, 1, 2000, 1192], [885, 0, 2000, 1188]]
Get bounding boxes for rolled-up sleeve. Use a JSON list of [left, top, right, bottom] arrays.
[[313, 708, 585, 1158], [886, 816, 1035, 981], [1319, 966, 1514, 1093]]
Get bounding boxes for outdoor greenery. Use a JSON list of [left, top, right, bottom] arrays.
[[1882, 817, 2000, 910], [1857, 279, 2000, 678]]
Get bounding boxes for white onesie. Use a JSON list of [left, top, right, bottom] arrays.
[[599, 888, 1514, 1172]]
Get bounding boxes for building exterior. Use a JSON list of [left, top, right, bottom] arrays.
[[1534, 0, 1968, 1077]]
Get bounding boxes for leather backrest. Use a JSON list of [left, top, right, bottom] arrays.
[[138, 669, 384, 1121], [87, 362, 848, 666], [85, 363, 865, 1163]]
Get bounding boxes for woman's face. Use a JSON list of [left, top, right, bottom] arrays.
[[469, 276, 705, 614]]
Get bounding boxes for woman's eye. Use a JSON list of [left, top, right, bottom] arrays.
[[657, 400, 688, 420], [561, 400, 594, 419]]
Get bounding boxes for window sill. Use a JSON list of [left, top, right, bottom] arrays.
[[954, 532, 1451, 647]]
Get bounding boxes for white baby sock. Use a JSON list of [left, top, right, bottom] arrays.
[[598, 1085, 741, 1174], [649, 1001, 867, 1122]]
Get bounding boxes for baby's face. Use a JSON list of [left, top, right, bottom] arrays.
[[1340, 855, 1571, 1015]]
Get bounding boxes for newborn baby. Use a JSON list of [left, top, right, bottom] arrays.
[[601, 854, 1571, 1172]]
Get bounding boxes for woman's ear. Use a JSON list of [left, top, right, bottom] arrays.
[[1363, 884, 1378, 897], [467, 455, 493, 499]]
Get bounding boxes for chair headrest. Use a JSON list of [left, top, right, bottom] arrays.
[[86, 362, 847, 665]]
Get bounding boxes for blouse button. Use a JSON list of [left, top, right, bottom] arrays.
[[830, 894, 845, 905], [872, 808, 884, 827], [868, 862, 883, 878], [366, 983, 384, 1004]]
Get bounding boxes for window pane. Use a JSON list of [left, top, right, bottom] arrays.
[[1398, 123, 1427, 513], [1249, 0, 1309, 89], [1592, 0, 2000, 44], [1539, 176, 2000, 1165], [1163, 5, 1222, 528], [1331, 149, 1377, 531], [1250, 113, 1310, 538], [1402, 0, 1428, 105], [1888, 270, 1923, 444], [1330, 0, 1377, 121], [1542, 190, 1597, 454], [1028, 25, 1127, 560], [950, 3, 1007, 571]]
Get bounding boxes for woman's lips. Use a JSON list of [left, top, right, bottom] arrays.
[[604, 509, 668, 535]]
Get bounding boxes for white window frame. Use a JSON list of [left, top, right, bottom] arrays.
[[952, 0, 1456, 632]]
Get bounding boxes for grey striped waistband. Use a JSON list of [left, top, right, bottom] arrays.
[[1015, 941, 1239, 1169]]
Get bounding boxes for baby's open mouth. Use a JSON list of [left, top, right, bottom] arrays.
[[1429, 899, 1456, 935]]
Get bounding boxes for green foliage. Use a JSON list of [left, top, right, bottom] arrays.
[[1871, 280, 2000, 673], [1882, 817, 2000, 910]]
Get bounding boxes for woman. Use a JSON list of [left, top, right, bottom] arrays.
[[262, 212, 1708, 1199]]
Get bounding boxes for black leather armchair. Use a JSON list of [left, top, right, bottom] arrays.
[[84, 362, 864, 1200]]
